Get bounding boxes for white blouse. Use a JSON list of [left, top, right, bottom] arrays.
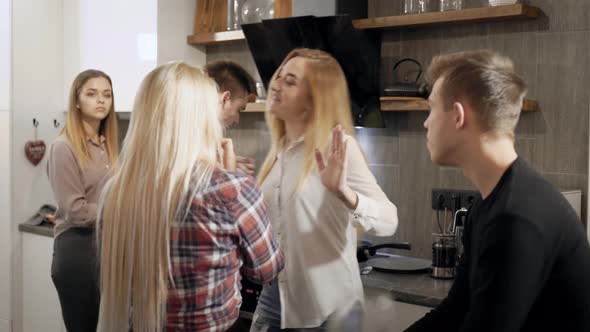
[[260, 134, 399, 328]]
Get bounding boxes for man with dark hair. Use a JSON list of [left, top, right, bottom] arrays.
[[205, 60, 256, 127], [205, 60, 257, 175], [406, 50, 590, 331]]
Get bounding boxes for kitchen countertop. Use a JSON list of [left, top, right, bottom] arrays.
[[18, 224, 452, 309], [360, 262, 453, 308], [18, 222, 54, 237]]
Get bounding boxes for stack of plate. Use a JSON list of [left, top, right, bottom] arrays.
[[489, 0, 519, 6]]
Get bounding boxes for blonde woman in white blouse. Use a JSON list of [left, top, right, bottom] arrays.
[[252, 48, 399, 331]]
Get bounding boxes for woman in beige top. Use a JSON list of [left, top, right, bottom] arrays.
[[47, 69, 119, 332], [251, 48, 399, 331]]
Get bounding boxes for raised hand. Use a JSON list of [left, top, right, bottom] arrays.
[[315, 124, 347, 193], [314, 125, 358, 209]]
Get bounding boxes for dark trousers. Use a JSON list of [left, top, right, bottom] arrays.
[[51, 228, 100, 332]]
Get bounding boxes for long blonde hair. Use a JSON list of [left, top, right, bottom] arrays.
[[97, 62, 223, 332], [258, 48, 354, 187], [63, 69, 119, 166]]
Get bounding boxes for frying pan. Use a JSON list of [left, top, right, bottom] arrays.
[[358, 240, 431, 273]]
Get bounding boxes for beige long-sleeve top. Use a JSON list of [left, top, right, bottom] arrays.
[[260, 134, 398, 329], [47, 135, 111, 238]]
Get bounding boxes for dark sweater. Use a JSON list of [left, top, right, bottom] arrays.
[[406, 158, 590, 332]]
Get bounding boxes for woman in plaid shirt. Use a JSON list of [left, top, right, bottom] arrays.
[[97, 62, 284, 332]]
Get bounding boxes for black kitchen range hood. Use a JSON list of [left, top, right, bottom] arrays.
[[242, 15, 383, 127]]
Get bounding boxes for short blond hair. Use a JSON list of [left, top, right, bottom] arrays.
[[427, 50, 527, 134]]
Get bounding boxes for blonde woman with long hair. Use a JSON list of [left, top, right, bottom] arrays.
[[98, 62, 284, 332], [47, 69, 119, 332], [251, 48, 399, 331]]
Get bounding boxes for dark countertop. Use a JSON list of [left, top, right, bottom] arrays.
[[18, 224, 452, 308], [360, 262, 453, 308], [18, 223, 54, 237]]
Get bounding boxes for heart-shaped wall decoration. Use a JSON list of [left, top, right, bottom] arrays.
[[25, 140, 46, 166]]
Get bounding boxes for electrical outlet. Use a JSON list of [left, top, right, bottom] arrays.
[[431, 188, 480, 211]]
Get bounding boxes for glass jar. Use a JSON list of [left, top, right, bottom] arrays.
[[418, 0, 438, 13], [255, 82, 266, 101], [431, 233, 457, 279], [403, 0, 419, 14], [440, 0, 464, 11], [241, 0, 274, 25], [227, 0, 244, 30]]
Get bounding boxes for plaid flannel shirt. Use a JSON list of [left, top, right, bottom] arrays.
[[166, 168, 284, 331]]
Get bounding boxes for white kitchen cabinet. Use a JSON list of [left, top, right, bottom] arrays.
[[0, 319, 10, 332], [363, 286, 431, 332], [21, 232, 66, 332]]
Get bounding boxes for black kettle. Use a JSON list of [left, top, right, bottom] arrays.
[[383, 58, 429, 98]]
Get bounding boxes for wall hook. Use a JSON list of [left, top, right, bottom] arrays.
[[53, 119, 60, 128], [32, 118, 39, 140]]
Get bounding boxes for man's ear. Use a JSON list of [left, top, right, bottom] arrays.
[[452, 101, 466, 130], [221, 91, 231, 103]]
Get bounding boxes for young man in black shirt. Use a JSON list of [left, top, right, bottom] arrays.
[[406, 50, 590, 332]]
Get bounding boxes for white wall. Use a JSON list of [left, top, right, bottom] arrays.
[[62, 0, 80, 111], [12, 1, 65, 331], [157, 0, 205, 67], [7, 2, 206, 331], [12, 0, 64, 221], [0, 112, 10, 332], [0, 0, 10, 110], [0, 0, 11, 330], [64, 0, 158, 112]]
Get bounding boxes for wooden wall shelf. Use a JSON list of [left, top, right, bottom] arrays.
[[352, 4, 541, 30], [186, 30, 245, 45], [242, 98, 538, 113], [187, 4, 542, 46], [189, 0, 291, 46], [244, 102, 266, 113], [380, 97, 538, 112]]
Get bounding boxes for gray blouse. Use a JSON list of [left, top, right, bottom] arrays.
[[46, 135, 111, 238]]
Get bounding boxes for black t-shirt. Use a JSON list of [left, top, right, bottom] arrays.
[[406, 157, 590, 332]]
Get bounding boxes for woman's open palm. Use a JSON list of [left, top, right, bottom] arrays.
[[315, 125, 348, 193]]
